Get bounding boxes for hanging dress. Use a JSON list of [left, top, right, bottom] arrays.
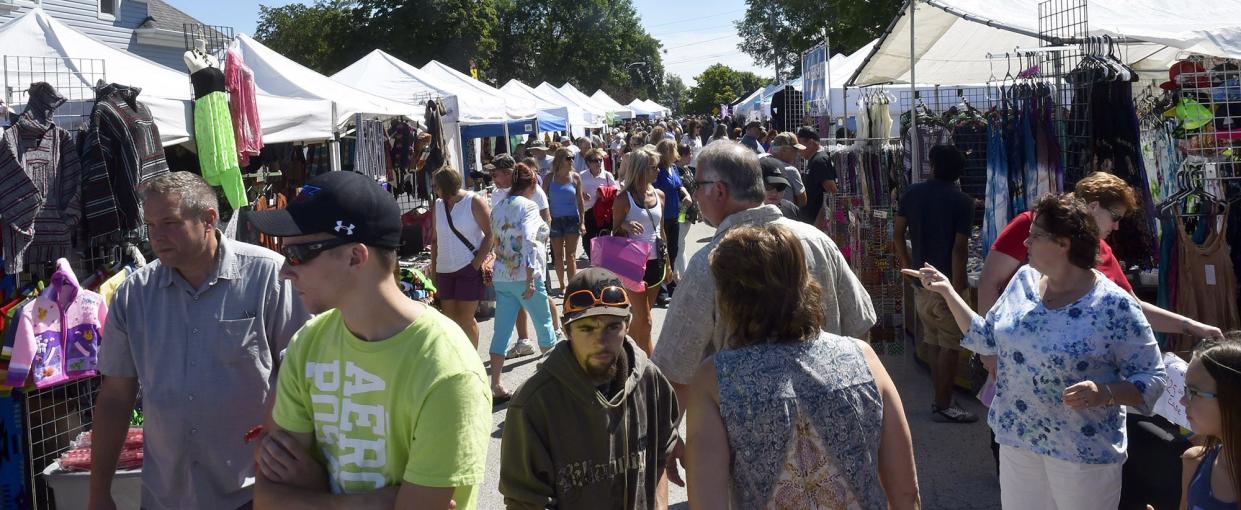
[[192, 67, 244, 210], [1173, 209, 1241, 353]]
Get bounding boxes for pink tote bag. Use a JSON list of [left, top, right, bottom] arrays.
[[590, 235, 653, 292]]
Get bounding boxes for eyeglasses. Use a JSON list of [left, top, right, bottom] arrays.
[[1186, 386, 1218, 401], [281, 238, 354, 266], [587, 158, 602, 163], [1106, 208, 1125, 222], [564, 286, 630, 315]]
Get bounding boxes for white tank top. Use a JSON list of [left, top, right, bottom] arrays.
[[624, 188, 662, 260], [434, 191, 483, 272]]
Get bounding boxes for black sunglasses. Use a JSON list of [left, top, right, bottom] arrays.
[[281, 238, 354, 266], [587, 158, 602, 163]]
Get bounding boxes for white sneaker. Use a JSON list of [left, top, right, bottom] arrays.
[[506, 338, 536, 359]]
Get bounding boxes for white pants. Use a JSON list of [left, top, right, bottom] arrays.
[[999, 445, 1122, 510], [673, 219, 691, 276]]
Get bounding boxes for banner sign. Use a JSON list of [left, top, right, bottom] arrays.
[[801, 41, 830, 117]]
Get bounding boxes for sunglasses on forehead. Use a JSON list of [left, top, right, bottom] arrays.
[[281, 238, 355, 266], [563, 286, 630, 315]]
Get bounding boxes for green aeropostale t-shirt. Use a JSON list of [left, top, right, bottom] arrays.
[[273, 307, 491, 509]]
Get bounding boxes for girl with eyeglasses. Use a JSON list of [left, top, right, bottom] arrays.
[[1180, 334, 1241, 510]]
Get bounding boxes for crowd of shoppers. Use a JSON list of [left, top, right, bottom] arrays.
[[83, 110, 1238, 510]]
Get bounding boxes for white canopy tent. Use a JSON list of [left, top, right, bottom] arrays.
[[419, 60, 540, 123], [589, 90, 635, 120], [501, 80, 591, 136], [535, 82, 607, 127], [626, 99, 663, 119], [233, 34, 417, 127], [848, 0, 1241, 87], [331, 49, 485, 173], [558, 83, 625, 123], [641, 99, 671, 117]]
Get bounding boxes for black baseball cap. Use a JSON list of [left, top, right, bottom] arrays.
[[760, 156, 789, 188], [247, 171, 403, 249], [562, 268, 631, 325]]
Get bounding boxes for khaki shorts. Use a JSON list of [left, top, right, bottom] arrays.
[[914, 286, 964, 350]]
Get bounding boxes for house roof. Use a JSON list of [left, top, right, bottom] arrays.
[[142, 0, 226, 44]]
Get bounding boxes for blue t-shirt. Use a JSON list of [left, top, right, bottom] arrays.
[[654, 166, 683, 220]]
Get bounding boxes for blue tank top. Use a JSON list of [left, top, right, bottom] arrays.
[[1189, 445, 1236, 510], [714, 332, 886, 508], [547, 176, 577, 218]]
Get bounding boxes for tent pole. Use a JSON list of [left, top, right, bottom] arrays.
[[329, 102, 342, 172], [503, 121, 511, 158], [908, 0, 919, 181]]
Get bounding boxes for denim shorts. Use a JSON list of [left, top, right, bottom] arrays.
[[549, 215, 580, 237]]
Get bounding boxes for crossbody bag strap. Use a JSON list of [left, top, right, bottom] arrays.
[[442, 195, 477, 253]]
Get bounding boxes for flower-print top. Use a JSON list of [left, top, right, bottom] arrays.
[[714, 332, 885, 509], [490, 195, 549, 283], [963, 266, 1166, 465]]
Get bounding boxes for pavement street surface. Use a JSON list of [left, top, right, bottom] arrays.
[[470, 221, 1001, 509]]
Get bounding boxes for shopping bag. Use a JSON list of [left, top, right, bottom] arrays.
[[590, 235, 652, 292]]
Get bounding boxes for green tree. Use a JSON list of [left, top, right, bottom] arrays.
[[492, 0, 664, 98], [656, 74, 687, 115], [254, 1, 358, 73], [735, 0, 903, 79], [685, 64, 770, 115], [354, 0, 499, 74]]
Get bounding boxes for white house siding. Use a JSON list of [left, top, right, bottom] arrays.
[[0, 0, 190, 73]]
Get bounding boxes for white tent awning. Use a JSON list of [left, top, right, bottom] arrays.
[[535, 83, 606, 127], [850, 0, 1241, 87], [589, 90, 635, 119], [233, 34, 417, 127], [419, 60, 539, 123]]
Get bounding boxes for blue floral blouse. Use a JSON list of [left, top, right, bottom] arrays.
[[963, 266, 1166, 465]]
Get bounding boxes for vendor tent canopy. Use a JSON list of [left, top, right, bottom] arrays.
[[558, 83, 624, 122], [233, 34, 416, 127], [535, 83, 607, 127], [849, 0, 1241, 87], [641, 99, 671, 116], [589, 90, 635, 120], [417, 60, 544, 141], [626, 99, 666, 118], [419, 60, 540, 124], [500, 80, 585, 133]]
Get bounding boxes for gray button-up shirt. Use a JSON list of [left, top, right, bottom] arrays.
[[652, 205, 877, 385], [98, 234, 309, 509]]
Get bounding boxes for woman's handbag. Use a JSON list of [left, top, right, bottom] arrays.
[[590, 233, 653, 292]]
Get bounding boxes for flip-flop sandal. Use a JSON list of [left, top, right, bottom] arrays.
[[492, 387, 513, 405]]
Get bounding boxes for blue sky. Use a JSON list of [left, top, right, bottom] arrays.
[[166, 0, 769, 85]]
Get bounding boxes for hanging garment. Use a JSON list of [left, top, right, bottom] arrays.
[[5, 258, 107, 388], [389, 120, 416, 170], [424, 100, 447, 173], [224, 47, 263, 167], [253, 191, 288, 252], [191, 67, 245, 210], [1173, 211, 1240, 353], [353, 115, 387, 182], [982, 115, 1010, 259], [872, 98, 893, 140], [81, 84, 169, 241], [0, 88, 82, 274]]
